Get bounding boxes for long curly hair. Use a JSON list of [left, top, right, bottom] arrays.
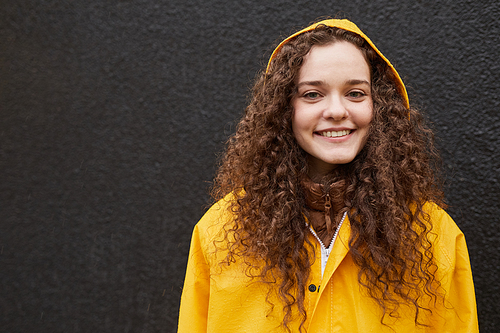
[[211, 24, 446, 332]]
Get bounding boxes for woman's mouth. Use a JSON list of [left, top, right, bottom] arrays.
[[318, 130, 352, 138]]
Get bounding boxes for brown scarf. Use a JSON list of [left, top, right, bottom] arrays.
[[301, 175, 346, 246]]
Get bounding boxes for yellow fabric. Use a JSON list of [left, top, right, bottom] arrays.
[[266, 19, 410, 109], [178, 196, 478, 332]]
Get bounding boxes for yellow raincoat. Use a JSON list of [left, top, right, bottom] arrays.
[[179, 19, 478, 332], [178, 195, 478, 332]]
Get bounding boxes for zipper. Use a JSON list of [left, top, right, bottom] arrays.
[[308, 211, 346, 278]]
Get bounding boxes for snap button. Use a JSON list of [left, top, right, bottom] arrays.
[[308, 284, 317, 292]]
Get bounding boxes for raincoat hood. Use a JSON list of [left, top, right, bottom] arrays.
[[266, 19, 410, 108]]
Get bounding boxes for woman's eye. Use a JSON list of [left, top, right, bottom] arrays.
[[348, 91, 365, 98], [304, 92, 320, 99]]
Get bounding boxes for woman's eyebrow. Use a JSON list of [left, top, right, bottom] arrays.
[[297, 79, 370, 88], [296, 80, 325, 88], [345, 79, 370, 86]]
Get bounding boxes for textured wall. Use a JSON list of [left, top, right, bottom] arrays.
[[1, 0, 498, 332]]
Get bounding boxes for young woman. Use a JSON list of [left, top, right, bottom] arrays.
[[178, 19, 478, 332]]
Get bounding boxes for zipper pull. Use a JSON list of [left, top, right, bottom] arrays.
[[324, 192, 332, 235]]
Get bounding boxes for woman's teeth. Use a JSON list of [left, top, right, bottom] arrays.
[[320, 130, 351, 138]]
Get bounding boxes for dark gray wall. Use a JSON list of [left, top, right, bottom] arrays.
[[1, 0, 498, 332]]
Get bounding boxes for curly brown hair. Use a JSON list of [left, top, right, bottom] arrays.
[[211, 24, 446, 332]]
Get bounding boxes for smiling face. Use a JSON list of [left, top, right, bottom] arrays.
[[292, 41, 373, 180]]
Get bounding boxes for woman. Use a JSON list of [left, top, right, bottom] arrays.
[[178, 19, 478, 332]]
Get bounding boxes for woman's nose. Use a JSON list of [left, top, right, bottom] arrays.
[[323, 95, 347, 121]]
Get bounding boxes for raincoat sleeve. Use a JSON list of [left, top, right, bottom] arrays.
[[432, 205, 479, 332], [178, 223, 210, 332], [448, 232, 479, 332]]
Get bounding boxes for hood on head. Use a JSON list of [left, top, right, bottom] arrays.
[[266, 19, 409, 109]]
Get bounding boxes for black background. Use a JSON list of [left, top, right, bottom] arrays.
[[1, 0, 499, 332]]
